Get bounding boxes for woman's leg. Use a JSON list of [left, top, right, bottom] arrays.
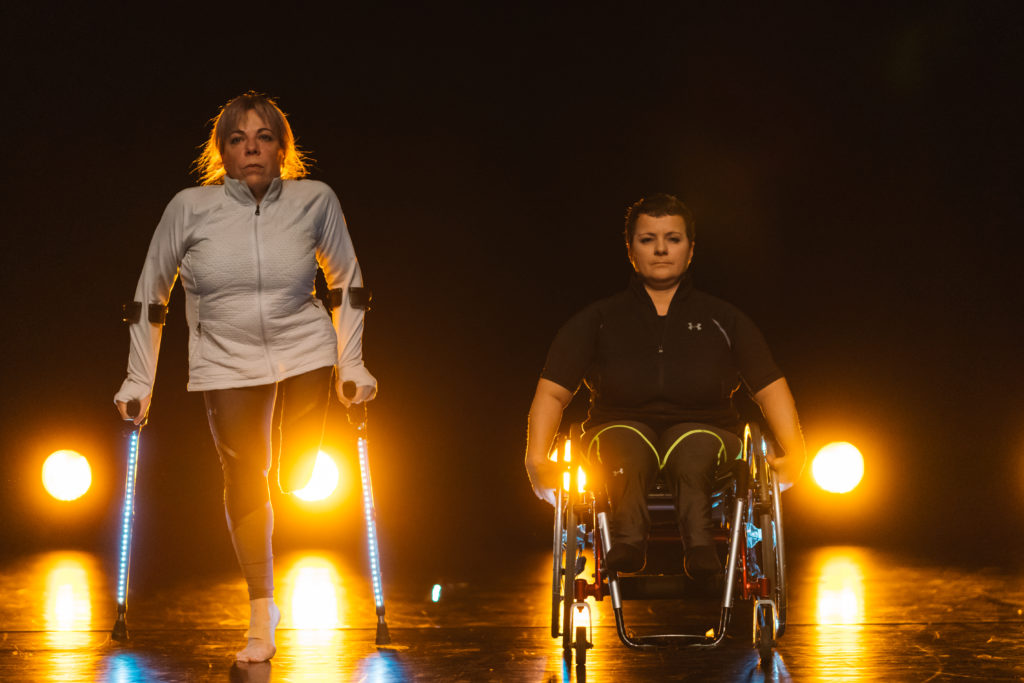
[[204, 383, 280, 661], [205, 384, 277, 598], [660, 423, 741, 579], [585, 421, 660, 572], [275, 366, 334, 494]]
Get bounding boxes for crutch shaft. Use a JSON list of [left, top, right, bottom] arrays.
[[112, 400, 144, 641]]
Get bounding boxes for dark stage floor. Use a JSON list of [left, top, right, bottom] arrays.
[[1, 544, 1022, 682]]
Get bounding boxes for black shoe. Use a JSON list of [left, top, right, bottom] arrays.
[[684, 545, 722, 581], [605, 543, 646, 574]]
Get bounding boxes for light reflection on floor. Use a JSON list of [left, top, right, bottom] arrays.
[[811, 546, 866, 625], [805, 546, 869, 682], [37, 552, 101, 681], [44, 553, 93, 632], [0, 544, 1022, 681], [282, 553, 344, 631]]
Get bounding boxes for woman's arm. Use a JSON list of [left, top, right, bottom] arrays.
[[114, 194, 188, 424], [524, 378, 574, 506], [316, 185, 376, 405], [752, 377, 806, 488]]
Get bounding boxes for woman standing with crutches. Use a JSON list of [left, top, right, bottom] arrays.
[[114, 91, 376, 662]]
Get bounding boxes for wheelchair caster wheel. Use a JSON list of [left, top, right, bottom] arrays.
[[755, 602, 775, 669], [574, 625, 588, 667]]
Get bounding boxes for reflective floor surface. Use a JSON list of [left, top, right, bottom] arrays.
[[1, 544, 1023, 682]]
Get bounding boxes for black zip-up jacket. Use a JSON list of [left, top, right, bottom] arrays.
[[541, 275, 783, 434]]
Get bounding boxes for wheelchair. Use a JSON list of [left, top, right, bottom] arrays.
[[550, 422, 787, 669]]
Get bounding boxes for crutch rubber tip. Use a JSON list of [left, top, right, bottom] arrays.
[[375, 619, 391, 646], [112, 614, 128, 642]]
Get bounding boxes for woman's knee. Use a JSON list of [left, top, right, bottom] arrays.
[[205, 386, 276, 516], [585, 421, 660, 474], [661, 426, 733, 480]]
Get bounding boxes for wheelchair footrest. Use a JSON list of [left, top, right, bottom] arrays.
[[629, 633, 715, 647]]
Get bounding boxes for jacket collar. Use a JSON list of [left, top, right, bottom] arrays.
[[629, 271, 694, 315], [223, 176, 283, 207]]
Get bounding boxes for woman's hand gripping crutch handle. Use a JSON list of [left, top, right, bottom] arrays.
[[342, 381, 368, 429]]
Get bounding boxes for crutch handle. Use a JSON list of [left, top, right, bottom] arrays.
[[342, 381, 357, 399], [126, 399, 141, 420], [342, 381, 367, 427]]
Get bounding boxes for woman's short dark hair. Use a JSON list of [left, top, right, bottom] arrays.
[[623, 194, 696, 246], [194, 91, 310, 185]]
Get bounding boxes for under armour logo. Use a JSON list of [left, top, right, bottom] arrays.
[[688, 322, 702, 331]]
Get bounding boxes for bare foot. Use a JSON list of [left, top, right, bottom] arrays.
[[236, 598, 281, 662]]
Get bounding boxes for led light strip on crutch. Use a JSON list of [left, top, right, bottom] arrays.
[[357, 434, 385, 613], [112, 399, 145, 642], [116, 429, 140, 607], [344, 381, 391, 646]]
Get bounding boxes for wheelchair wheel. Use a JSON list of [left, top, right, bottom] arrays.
[[768, 473, 788, 637], [562, 486, 578, 654], [550, 489, 565, 639], [754, 445, 777, 600], [748, 423, 788, 638]]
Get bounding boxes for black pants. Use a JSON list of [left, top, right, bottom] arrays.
[[584, 421, 742, 551], [203, 366, 333, 599]]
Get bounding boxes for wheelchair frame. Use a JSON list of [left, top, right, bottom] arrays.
[[550, 423, 787, 668]]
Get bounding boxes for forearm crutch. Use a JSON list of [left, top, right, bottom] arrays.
[[343, 381, 391, 645], [112, 399, 145, 642]]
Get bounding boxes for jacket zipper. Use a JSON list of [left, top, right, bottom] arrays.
[[253, 205, 274, 378], [638, 280, 672, 394], [657, 329, 666, 394]]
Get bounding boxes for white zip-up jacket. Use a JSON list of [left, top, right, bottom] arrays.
[[115, 176, 376, 402]]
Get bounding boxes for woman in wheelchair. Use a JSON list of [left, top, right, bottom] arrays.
[[524, 193, 805, 581]]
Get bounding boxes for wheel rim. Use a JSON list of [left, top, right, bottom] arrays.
[[551, 490, 564, 639]]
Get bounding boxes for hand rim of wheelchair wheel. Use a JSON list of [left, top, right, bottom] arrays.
[[550, 488, 565, 639], [561, 483, 578, 654]]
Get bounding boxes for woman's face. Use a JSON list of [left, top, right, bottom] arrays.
[[221, 109, 283, 199], [629, 213, 694, 289]]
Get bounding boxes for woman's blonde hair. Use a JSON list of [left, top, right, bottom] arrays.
[[194, 91, 310, 185]]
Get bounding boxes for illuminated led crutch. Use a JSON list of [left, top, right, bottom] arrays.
[[343, 381, 391, 645], [112, 399, 145, 642]]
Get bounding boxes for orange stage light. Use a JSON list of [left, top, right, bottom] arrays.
[[293, 450, 342, 502], [42, 450, 92, 501], [812, 442, 865, 494]]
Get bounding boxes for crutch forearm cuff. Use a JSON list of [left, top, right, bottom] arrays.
[[121, 302, 168, 325], [328, 287, 373, 310]]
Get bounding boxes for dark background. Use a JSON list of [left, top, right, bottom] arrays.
[[2, 4, 1022, 578]]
